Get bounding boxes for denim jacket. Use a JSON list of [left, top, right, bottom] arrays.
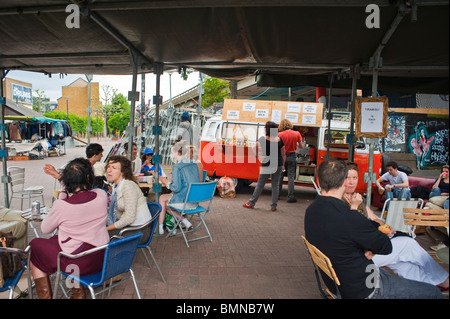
[[168, 157, 201, 204]]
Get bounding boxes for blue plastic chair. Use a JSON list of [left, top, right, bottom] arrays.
[[167, 181, 218, 247], [117, 202, 166, 283], [52, 232, 143, 299], [0, 246, 32, 299]]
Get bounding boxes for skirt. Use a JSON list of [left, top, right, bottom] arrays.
[[29, 235, 104, 276]]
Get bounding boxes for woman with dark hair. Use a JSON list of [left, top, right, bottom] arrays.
[[430, 164, 449, 198], [106, 155, 151, 236], [243, 121, 285, 211], [29, 158, 109, 299]]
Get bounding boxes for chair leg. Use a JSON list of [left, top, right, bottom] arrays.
[[129, 269, 141, 299], [145, 247, 166, 283]]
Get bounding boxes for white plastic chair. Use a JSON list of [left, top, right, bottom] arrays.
[[7, 166, 45, 210]]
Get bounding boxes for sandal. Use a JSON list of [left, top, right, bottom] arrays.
[[243, 202, 254, 209]]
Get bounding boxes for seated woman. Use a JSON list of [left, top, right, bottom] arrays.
[[430, 164, 449, 198], [29, 158, 110, 299], [187, 145, 204, 181], [140, 147, 166, 177], [158, 141, 200, 235], [343, 162, 449, 291], [106, 155, 152, 237]]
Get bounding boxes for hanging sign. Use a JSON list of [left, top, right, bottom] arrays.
[[355, 96, 388, 138]]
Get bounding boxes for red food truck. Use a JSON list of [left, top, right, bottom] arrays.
[[200, 99, 382, 194]]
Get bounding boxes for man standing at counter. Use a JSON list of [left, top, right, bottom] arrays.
[[278, 119, 303, 203]]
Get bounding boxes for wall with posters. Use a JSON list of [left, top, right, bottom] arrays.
[[384, 112, 449, 169]]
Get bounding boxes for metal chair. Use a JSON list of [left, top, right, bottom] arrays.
[[167, 181, 218, 247], [117, 202, 166, 283], [7, 166, 45, 210], [0, 245, 32, 299], [52, 233, 143, 299], [301, 235, 341, 299], [381, 198, 423, 233]]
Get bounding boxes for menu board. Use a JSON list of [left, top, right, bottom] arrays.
[[355, 96, 388, 138], [222, 99, 323, 127]]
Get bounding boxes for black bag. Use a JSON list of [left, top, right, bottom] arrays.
[[0, 232, 24, 278], [410, 185, 431, 199]]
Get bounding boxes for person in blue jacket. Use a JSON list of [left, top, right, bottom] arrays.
[[140, 147, 162, 176]]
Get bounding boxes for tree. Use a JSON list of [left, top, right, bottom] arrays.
[[201, 77, 230, 108], [98, 92, 130, 136], [33, 89, 50, 113], [108, 111, 130, 136]]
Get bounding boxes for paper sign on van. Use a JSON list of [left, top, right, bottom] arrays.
[[227, 110, 240, 120]]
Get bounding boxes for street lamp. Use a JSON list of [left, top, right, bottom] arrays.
[[65, 97, 69, 121]]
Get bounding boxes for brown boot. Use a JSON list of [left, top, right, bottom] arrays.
[[35, 276, 52, 299], [70, 287, 85, 299]]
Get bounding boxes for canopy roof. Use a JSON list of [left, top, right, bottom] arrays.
[[0, 0, 448, 93]]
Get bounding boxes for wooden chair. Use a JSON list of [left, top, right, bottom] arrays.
[[301, 235, 341, 299], [403, 208, 449, 239]]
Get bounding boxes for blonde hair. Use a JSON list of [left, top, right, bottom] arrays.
[[278, 119, 293, 132]]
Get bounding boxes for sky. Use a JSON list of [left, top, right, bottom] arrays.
[[6, 69, 200, 105]]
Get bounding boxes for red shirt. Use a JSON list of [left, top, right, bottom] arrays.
[[278, 130, 302, 154]]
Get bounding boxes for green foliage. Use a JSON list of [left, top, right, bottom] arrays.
[[201, 77, 230, 109], [108, 111, 130, 134]]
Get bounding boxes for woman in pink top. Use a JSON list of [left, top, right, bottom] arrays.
[[29, 158, 109, 299]]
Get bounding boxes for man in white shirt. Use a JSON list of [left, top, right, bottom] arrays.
[[376, 161, 411, 200]]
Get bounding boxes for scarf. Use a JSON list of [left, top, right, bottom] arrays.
[[107, 179, 124, 226]]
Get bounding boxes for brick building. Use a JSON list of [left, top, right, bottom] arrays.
[[55, 77, 101, 117]]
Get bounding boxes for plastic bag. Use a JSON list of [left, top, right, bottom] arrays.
[[217, 176, 236, 198], [164, 214, 176, 231]]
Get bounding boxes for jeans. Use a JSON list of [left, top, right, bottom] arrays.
[[249, 166, 282, 209], [370, 268, 442, 299], [429, 187, 442, 198], [279, 154, 297, 200], [386, 187, 411, 200]]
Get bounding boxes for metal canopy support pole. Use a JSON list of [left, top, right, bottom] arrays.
[[348, 65, 360, 162], [365, 5, 408, 208], [140, 72, 146, 155], [324, 73, 333, 159], [85, 74, 93, 144], [1, 68, 10, 208], [127, 51, 139, 160], [153, 63, 164, 202]]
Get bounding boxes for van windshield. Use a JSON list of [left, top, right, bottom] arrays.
[[221, 122, 265, 146]]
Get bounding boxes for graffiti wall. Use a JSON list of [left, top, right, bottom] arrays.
[[384, 112, 448, 169]]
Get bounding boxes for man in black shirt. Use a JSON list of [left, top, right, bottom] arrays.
[[304, 158, 442, 299]]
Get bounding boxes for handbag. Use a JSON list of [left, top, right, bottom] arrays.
[[0, 231, 24, 287]]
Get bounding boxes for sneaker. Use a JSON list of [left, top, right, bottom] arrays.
[[287, 198, 297, 203], [243, 202, 254, 209], [270, 207, 277, 212], [430, 242, 447, 251]]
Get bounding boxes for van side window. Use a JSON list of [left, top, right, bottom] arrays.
[[205, 121, 217, 138]]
